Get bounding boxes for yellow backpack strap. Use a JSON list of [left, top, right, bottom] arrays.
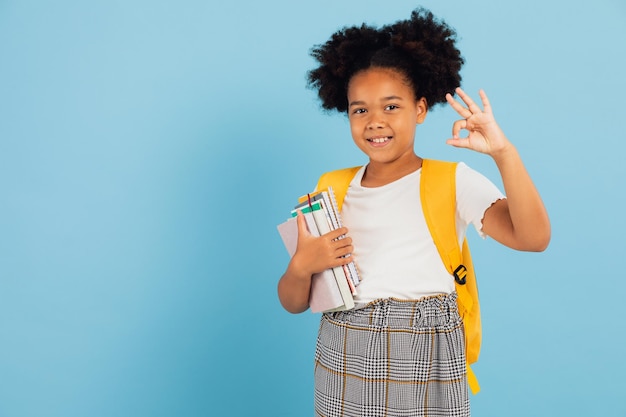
[[316, 166, 361, 211], [420, 160, 463, 274], [420, 159, 481, 395]]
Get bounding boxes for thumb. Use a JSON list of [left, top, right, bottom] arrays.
[[295, 210, 311, 238]]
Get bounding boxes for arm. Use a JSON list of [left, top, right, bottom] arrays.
[[446, 88, 551, 251], [277, 211, 354, 313]]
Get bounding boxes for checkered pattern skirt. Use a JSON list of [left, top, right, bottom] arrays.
[[314, 294, 469, 417]]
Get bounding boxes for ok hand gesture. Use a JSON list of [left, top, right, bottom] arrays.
[[445, 88, 512, 157]]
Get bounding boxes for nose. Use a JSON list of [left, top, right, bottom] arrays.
[[366, 111, 387, 129]]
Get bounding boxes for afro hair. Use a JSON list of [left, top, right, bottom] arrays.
[[307, 8, 464, 113]]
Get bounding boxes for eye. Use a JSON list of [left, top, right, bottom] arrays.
[[352, 108, 367, 115], [385, 104, 399, 111]]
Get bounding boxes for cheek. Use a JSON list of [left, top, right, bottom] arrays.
[[349, 123, 366, 146], [349, 116, 366, 131], [348, 120, 359, 136]]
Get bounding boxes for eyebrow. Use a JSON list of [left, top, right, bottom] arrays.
[[348, 96, 405, 108]]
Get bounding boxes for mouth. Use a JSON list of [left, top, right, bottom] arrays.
[[367, 136, 392, 146]]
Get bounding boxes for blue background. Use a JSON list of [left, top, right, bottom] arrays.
[[1, 0, 625, 416]]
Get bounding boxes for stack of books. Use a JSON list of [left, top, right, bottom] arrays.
[[277, 186, 361, 313]]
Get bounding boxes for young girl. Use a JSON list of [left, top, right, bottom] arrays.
[[278, 8, 550, 417]]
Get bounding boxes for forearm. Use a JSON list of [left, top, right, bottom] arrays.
[[277, 258, 313, 314], [491, 144, 551, 251]]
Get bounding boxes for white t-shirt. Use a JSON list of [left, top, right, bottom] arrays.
[[341, 162, 504, 305]]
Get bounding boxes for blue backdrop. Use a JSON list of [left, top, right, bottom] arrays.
[[1, 1, 625, 416]]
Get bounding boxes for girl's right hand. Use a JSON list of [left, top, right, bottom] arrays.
[[290, 210, 353, 277]]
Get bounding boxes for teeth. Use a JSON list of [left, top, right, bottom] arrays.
[[370, 137, 390, 143]]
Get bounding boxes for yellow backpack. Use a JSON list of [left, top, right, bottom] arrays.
[[315, 159, 482, 394]]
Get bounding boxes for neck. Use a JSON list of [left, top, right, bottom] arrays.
[[361, 154, 423, 187]]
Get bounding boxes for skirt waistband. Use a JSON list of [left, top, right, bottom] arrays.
[[325, 293, 459, 330]]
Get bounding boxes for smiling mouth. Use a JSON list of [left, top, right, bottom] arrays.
[[367, 136, 392, 144]]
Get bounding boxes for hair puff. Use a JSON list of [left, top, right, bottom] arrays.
[[307, 8, 464, 113]]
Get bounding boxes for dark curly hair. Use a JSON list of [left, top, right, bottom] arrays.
[[307, 8, 464, 113]]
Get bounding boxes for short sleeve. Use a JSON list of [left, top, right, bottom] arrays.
[[455, 162, 505, 239]]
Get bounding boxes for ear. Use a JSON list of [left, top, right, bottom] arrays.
[[416, 97, 428, 124]]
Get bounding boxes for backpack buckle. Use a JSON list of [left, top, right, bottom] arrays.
[[454, 264, 467, 285]]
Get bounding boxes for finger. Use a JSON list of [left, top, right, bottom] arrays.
[[451, 119, 467, 139], [446, 137, 471, 149], [328, 256, 352, 268], [455, 87, 482, 115], [478, 89, 492, 114], [332, 250, 357, 266], [332, 236, 352, 249], [326, 226, 349, 241], [333, 244, 353, 258], [446, 92, 472, 119]]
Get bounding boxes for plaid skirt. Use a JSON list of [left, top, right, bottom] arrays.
[[314, 294, 469, 417]]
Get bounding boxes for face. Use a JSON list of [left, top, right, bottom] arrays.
[[347, 68, 427, 168]]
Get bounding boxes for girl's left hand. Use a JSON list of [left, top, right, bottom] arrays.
[[445, 88, 512, 157]]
